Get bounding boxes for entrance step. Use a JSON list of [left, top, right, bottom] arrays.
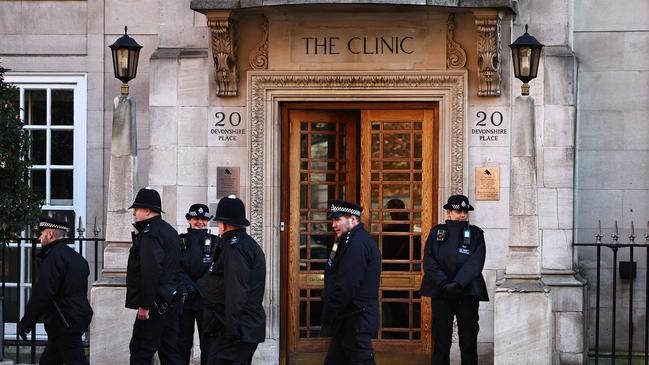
[[289, 352, 430, 365]]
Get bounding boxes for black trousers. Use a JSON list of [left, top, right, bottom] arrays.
[[431, 296, 480, 365], [39, 332, 88, 365], [179, 303, 211, 365], [129, 304, 183, 365], [324, 319, 376, 365], [206, 336, 258, 365]]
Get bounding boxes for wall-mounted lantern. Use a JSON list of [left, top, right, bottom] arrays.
[[509, 25, 544, 96], [109, 26, 142, 96]]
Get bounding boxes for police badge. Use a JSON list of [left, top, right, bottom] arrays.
[[436, 228, 447, 242]]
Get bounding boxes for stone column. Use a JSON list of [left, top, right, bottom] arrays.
[[494, 96, 552, 365], [89, 95, 138, 365]]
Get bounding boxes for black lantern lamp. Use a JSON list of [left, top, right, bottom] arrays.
[[109, 26, 142, 96], [509, 25, 544, 96]]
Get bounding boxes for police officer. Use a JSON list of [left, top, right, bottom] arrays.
[[419, 195, 488, 365], [321, 200, 381, 365], [126, 187, 183, 365], [178, 203, 220, 364], [201, 195, 266, 365], [17, 217, 93, 365]]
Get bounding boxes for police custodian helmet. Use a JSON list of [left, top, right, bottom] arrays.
[[128, 187, 164, 213], [214, 195, 250, 227]]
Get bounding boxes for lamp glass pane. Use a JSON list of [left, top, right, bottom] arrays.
[[511, 47, 520, 78], [116, 48, 130, 78], [128, 50, 140, 79], [520, 47, 532, 77], [530, 47, 542, 78]]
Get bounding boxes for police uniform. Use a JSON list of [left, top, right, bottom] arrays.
[[126, 188, 183, 365], [322, 200, 381, 365], [201, 195, 266, 365], [178, 204, 221, 365], [419, 195, 488, 365], [18, 217, 93, 365]]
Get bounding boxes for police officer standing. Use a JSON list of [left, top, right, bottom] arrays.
[[419, 195, 488, 365], [201, 195, 266, 365], [18, 217, 93, 365], [321, 200, 381, 365], [126, 187, 183, 365], [178, 203, 220, 364]]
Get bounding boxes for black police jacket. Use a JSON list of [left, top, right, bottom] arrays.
[[419, 221, 489, 301], [179, 228, 221, 310], [18, 239, 93, 336], [200, 228, 266, 344], [321, 223, 381, 335], [126, 215, 182, 310]]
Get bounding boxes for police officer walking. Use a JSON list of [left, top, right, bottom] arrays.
[[126, 187, 183, 365], [178, 203, 220, 364], [201, 195, 266, 365], [321, 200, 381, 365], [18, 217, 93, 365], [419, 195, 488, 365]]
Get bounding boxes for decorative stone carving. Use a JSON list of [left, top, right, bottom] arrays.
[[249, 15, 268, 70], [475, 12, 502, 96], [208, 15, 238, 96], [446, 14, 467, 70], [247, 72, 466, 243]]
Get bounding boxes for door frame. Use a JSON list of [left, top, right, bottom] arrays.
[[280, 103, 440, 360], [246, 71, 468, 364]]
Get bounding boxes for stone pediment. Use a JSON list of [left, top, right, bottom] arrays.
[[191, 0, 517, 13]]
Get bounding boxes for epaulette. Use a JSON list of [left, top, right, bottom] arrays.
[[228, 235, 240, 247], [430, 223, 446, 232], [470, 224, 483, 233], [142, 224, 151, 234]]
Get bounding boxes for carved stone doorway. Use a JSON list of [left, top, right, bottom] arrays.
[[246, 71, 467, 364]]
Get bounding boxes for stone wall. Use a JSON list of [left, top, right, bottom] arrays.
[[574, 0, 649, 356]]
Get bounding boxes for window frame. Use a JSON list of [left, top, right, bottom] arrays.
[[4, 73, 88, 339]]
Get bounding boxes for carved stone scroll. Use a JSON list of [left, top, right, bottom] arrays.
[[447, 14, 467, 70], [249, 15, 269, 70], [474, 12, 502, 96], [208, 15, 238, 96]]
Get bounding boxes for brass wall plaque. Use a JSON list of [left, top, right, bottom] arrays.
[[475, 166, 500, 201], [299, 273, 325, 288], [217, 166, 240, 198]]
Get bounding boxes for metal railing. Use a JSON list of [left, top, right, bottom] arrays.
[[575, 221, 649, 365], [0, 217, 105, 364]]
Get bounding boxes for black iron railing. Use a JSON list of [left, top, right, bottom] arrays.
[[575, 221, 649, 365], [0, 218, 104, 364]]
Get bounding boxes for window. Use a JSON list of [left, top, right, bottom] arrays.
[[4, 74, 87, 338]]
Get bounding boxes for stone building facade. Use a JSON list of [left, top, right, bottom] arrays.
[[0, 0, 647, 364]]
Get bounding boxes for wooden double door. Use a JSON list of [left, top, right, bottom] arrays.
[[280, 103, 439, 364]]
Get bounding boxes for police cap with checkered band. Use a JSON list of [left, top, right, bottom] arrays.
[[327, 200, 363, 219], [38, 216, 70, 233], [443, 194, 475, 211], [185, 203, 213, 221]]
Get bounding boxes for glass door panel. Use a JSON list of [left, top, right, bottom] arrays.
[[285, 106, 437, 360], [288, 109, 358, 353], [361, 109, 437, 352]]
